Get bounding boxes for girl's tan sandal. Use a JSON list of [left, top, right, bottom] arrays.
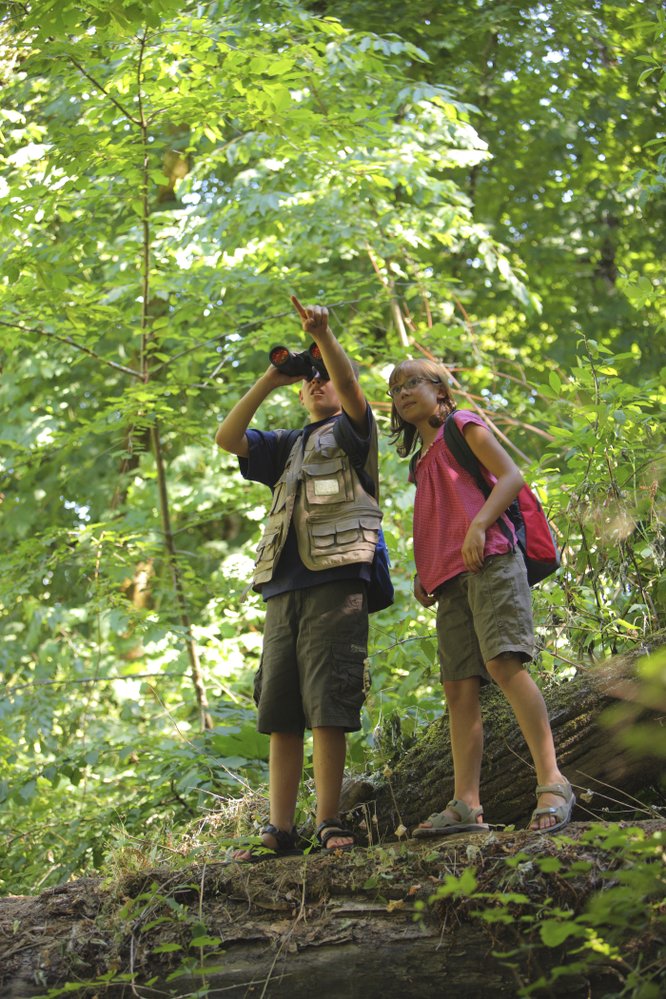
[[529, 781, 575, 833], [412, 798, 489, 838]]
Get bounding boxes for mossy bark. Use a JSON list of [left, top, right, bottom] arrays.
[[1, 822, 663, 998]]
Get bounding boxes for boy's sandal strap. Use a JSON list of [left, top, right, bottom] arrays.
[[316, 818, 355, 850], [261, 823, 298, 853], [227, 824, 301, 864]]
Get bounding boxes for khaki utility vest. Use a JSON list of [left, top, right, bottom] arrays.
[[252, 419, 382, 589]]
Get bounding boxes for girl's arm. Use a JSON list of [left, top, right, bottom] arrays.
[[460, 423, 525, 573]]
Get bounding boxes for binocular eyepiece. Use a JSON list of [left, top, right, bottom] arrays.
[[269, 342, 329, 381]]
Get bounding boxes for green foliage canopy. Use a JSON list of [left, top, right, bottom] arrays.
[[0, 0, 663, 902]]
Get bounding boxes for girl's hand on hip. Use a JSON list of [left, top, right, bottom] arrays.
[[461, 523, 486, 573], [414, 574, 437, 608]]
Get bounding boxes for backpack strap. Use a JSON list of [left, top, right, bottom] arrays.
[[443, 413, 515, 545], [443, 414, 491, 497], [410, 415, 489, 489]]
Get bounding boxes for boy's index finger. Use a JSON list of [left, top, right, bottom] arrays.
[[290, 295, 308, 320]]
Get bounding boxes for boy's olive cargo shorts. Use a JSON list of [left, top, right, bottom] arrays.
[[254, 580, 369, 734]]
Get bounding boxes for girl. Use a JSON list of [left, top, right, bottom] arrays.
[[388, 358, 574, 835]]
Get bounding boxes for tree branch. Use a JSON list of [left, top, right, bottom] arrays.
[[150, 295, 379, 377], [0, 320, 143, 379], [69, 56, 140, 125], [365, 242, 410, 347], [129, 31, 212, 731], [4, 672, 187, 697]]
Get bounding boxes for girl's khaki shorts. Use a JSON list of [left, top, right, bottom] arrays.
[[435, 548, 534, 684]]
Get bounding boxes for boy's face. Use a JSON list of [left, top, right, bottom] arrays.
[[299, 373, 341, 421]]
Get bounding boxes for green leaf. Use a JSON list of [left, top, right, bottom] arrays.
[[190, 934, 222, 948], [537, 857, 562, 874], [539, 919, 581, 947]]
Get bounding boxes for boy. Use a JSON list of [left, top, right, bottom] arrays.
[[215, 296, 382, 855]]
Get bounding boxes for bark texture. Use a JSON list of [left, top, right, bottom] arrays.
[[1, 822, 663, 998]]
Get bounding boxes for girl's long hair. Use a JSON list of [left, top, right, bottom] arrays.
[[388, 359, 456, 457]]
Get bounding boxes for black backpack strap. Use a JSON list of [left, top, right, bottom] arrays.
[[443, 413, 515, 545], [443, 414, 491, 497], [411, 415, 492, 492]]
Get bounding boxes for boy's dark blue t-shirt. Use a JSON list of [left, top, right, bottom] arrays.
[[239, 407, 374, 600]]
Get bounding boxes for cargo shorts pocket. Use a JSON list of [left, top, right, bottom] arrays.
[[331, 642, 367, 709], [253, 662, 263, 707]]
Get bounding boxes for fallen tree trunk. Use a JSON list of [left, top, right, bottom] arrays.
[[1, 821, 663, 998], [341, 643, 665, 837], [2, 645, 663, 997]]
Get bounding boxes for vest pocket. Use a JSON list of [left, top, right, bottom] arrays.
[[268, 479, 288, 515], [312, 426, 339, 454], [255, 527, 281, 563], [302, 457, 354, 505], [310, 515, 379, 556]]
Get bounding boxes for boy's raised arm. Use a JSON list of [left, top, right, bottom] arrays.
[[291, 295, 367, 430], [215, 366, 300, 457]]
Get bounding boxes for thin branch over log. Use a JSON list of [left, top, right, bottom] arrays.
[[0, 320, 142, 379]]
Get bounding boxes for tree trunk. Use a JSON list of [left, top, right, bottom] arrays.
[[340, 644, 665, 837], [1, 821, 663, 998]]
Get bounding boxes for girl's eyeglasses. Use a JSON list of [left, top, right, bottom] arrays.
[[387, 376, 439, 399]]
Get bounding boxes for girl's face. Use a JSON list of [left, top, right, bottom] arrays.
[[389, 363, 443, 426]]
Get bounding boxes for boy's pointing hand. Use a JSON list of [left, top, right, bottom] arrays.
[[291, 295, 329, 337]]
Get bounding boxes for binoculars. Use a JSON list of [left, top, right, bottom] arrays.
[[269, 342, 329, 381]]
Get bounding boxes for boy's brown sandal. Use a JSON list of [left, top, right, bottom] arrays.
[[230, 823, 302, 863], [316, 818, 355, 851]]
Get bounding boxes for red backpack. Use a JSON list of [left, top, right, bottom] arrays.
[[443, 414, 560, 586]]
